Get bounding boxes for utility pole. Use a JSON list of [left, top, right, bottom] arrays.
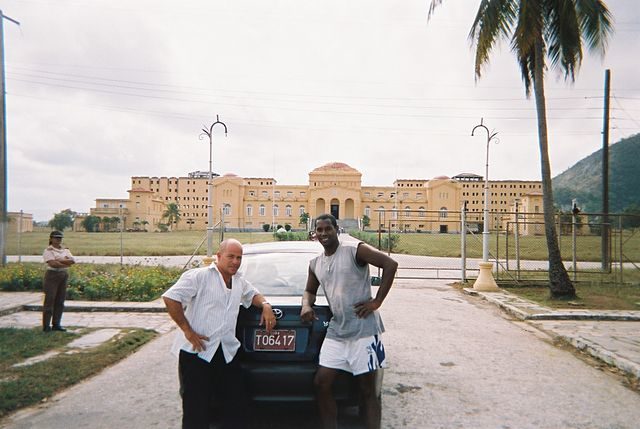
[[602, 69, 611, 271], [0, 11, 20, 266]]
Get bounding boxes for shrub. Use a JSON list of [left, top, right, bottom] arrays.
[[350, 231, 399, 252], [274, 231, 308, 241], [262, 224, 270, 232], [0, 263, 182, 302]]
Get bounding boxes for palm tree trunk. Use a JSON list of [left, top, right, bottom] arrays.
[[533, 40, 576, 298]]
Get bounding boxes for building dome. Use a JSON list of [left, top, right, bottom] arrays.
[[433, 175, 450, 180], [223, 172, 238, 177], [310, 162, 360, 174]]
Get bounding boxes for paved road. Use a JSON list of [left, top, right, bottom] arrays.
[[2, 281, 640, 428]]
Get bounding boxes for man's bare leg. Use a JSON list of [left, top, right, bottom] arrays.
[[357, 371, 381, 429], [314, 366, 339, 429]]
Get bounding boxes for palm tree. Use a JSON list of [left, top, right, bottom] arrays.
[[163, 203, 181, 231], [429, 0, 612, 298]]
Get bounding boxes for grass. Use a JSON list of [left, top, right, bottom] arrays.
[[0, 327, 156, 417], [7, 229, 640, 262], [503, 283, 640, 311], [6, 230, 277, 256]]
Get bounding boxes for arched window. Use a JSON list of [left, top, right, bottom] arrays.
[[259, 204, 265, 216], [439, 207, 448, 219], [299, 205, 306, 215], [273, 205, 279, 216], [285, 205, 292, 216], [246, 205, 253, 217], [364, 206, 371, 217], [223, 204, 231, 216], [418, 206, 426, 217]]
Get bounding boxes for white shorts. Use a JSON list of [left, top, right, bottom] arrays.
[[319, 334, 387, 376]]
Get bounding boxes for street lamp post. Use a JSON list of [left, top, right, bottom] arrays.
[[199, 115, 227, 265], [471, 118, 500, 291]]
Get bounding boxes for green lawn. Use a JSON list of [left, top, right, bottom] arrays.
[[7, 228, 640, 262], [0, 327, 156, 417], [6, 230, 277, 256], [503, 283, 640, 311]]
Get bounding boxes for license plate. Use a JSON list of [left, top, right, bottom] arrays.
[[254, 329, 296, 352]]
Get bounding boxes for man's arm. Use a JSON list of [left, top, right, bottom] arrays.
[[354, 243, 398, 318], [163, 296, 209, 352], [300, 267, 320, 322], [251, 293, 276, 333]]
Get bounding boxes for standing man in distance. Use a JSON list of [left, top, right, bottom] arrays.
[[162, 238, 276, 429], [42, 230, 75, 332], [301, 214, 398, 429]]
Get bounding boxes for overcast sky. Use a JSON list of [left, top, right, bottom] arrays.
[[3, 0, 639, 222]]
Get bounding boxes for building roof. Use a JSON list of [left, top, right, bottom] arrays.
[[128, 188, 154, 193]]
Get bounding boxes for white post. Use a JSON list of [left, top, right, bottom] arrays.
[[471, 119, 499, 291]]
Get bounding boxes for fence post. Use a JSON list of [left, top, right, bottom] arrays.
[[515, 201, 521, 281], [619, 215, 623, 284], [572, 200, 578, 282], [461, 201, 467, 283]]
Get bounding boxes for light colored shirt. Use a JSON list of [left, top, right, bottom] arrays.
[[42, 246, 75, 271], [162, 263, 258, 363], [310, 241, 384, 340]]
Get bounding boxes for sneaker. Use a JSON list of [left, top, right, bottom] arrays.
[[52, 326, 67, 332]]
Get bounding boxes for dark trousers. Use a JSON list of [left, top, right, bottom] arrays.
[[179, 348, 249, 429], [42, 270, 68, 329]]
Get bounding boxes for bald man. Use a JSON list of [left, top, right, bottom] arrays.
[[163, 239, 276, 429]]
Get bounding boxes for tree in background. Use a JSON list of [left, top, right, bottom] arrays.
[[299, 212, 310, 229], [429, 0, 612, 299], [162, 203, 181, 231], [141, 220, 149, 232], [622, 204, 640, 229], [361, 214, 370, 231], [81, 215, 101, 232], [48, 209, 76, 231]]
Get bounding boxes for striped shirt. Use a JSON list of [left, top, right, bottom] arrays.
[[162, 263, 258, 363]]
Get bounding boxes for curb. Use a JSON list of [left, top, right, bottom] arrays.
[[463, 287, 640, 381], [556, 333, 640, 380], [463, 288, 640, 321], [22, 304, 167, 313]]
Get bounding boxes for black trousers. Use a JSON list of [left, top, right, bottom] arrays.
[[42, 270, 68, 329], [179, 348, 249, 429]]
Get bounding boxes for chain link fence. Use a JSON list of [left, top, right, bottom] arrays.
[[364, 209, 640, 284]]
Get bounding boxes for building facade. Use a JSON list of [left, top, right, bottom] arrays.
[[86, 162, 543, 233], [8, 211, 34, 233]]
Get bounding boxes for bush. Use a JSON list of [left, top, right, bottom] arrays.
[[0, 263, 182, 302], [274, 231, 309, 241], [350, 231, 399, 252], [262, 224, 271, 232]]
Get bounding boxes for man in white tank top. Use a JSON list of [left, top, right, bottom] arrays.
[[301, 214, 398, 429]]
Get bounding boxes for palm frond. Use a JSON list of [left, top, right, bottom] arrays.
[[468, 0, 517, 79], [545, 0, 582, 81], [427, 0, 445, 21], [576, 0, 613, 55]]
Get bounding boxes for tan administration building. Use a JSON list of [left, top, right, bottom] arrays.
[[83, 162, 543, 234]]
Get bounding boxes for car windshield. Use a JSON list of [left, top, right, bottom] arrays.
[[238, 251, 323, 296]]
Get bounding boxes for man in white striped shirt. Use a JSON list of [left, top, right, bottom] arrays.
[[163, 238, 276, 429]]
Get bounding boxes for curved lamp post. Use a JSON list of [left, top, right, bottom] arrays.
[[471, 118, 500, 291], [199, 115, 227, 265]]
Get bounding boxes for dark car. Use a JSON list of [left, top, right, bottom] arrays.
[[235, 240, 383, 405]]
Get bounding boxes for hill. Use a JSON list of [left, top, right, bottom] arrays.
[[553, 133, 640, 213]]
